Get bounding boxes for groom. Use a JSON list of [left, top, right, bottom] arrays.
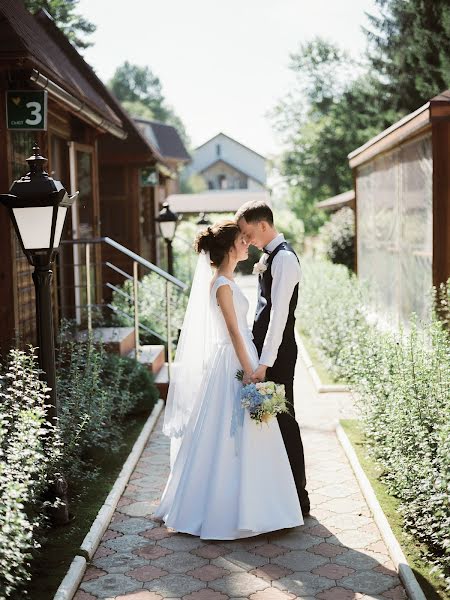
[[236, 200, 310, 516]]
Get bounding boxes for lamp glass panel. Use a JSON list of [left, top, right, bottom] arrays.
[[12, 206, 53, 249], [159, 220, 177, 240], [53, 206, 68, 247]]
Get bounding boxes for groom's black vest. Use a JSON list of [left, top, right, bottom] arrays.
[[252, 241, 299, 379]]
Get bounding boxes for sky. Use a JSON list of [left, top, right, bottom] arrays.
[[78, 0, 378, 158]]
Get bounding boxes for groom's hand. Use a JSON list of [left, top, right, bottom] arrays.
[[251, 364, 268, 383]]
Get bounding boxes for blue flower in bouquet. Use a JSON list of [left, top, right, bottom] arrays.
[[237, 371, 288, 425]]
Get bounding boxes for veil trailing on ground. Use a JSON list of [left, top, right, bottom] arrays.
[[162, 250, 217, 439]]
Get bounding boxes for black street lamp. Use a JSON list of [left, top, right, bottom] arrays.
[[0, 146, 77, 423], [156, 201, 179, 275], [196, 212, 211, 229], [0, 146, 77, 524]]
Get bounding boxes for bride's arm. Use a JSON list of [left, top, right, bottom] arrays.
[[216, 285, 253, 383]]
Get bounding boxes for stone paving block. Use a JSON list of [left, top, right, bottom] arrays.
[[270, 532, 323, 551], [186, 564, 230, 582], [103, 533, 151, 552], [249, 587, 296, 600], [93, 545, 116, 559], [382, 585, 407, 599], [80, 573, 143, 597], [219, 537, 268, 552], [126, 489, 163, 502], [315, 484, 358, 498], [305, 524, 335, 538], [119, 500, 159, 517], [183, 590, 229, 600], [225, 549, 270, 570], [151, 550, 207, 574], [158, 535, 205, 552], [330, 529, 380, 549], [126, 565, 169, 582], [191, 543, 230, 559], [211, 556, 247, 573], [324, 514, 372, 531], [141, 526, 177, 540], [272, 571, 335, 596], [134, 544, 173, 560], [316, 587, 363, 600], [340, 571, 397, 595], [249, 564, 293, 581], [335, 550, 389, 572], [209, 572, 269, 596], [74, 591, 97, 600], [93, 551, 148, 574], [311, 563, 355, 580], [271, 549, 328, 572], [117, 496, 134, 508], [83, 566, 107, 581], [320, 498, 368, 514], [249, 543, 288, 558], [307, 542, 348, 558], [110, 517, 157, 535], [143, 574, 206, 597], [108, 592, 164, 600]]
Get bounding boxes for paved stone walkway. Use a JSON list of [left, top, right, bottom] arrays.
[[73, 276, 408, 600]]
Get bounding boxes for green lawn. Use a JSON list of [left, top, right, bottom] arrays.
[[26, 411, 151, 600], [341, 419, 448, 600], [298, 329, 340, 386]]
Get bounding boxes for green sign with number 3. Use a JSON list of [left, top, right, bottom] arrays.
[[6, 90, 48, 130]]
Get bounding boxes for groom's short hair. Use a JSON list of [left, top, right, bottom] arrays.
[[235, 200, 274, 225]]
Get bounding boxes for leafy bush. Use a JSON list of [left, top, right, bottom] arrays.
[[56, 326, 159, 483], [318, 207, 355, 270], [298, 259, 450, 588], [0, 348, 62, 599]]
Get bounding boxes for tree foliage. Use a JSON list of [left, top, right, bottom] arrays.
[[365, 0, 450, 113], [23, 0, 96, 50], [108, 61, 190, 146]]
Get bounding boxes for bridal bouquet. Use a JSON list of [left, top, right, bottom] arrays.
[[236, 371, 289, 424]]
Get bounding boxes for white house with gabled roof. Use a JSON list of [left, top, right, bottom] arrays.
[[184, 133, 266, 191]]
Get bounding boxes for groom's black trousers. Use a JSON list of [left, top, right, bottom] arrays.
[[267, 363, 310, 514]]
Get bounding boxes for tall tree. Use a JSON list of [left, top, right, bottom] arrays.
[[108, 62, 190, 146], [23, 0, 96, 50], [272, 38, 395, 233], [365, 0, 450, 113]]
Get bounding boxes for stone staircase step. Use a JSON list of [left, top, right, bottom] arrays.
[[77, 327, 135, 357], [154, 362, 169, 400], [128, 345, 165, 375]]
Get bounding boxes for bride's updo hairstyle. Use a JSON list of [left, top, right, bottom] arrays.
[[195, 220, 240, 267]]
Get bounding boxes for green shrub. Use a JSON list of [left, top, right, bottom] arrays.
[[318, 207, 355, 270], [298, 259, 450, 588], [0, 348, 62, 599], [56, 326, 159, 483]]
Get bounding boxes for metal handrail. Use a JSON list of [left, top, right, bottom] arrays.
[[61, 237, 187, 290], [59, 236, 188, 369]]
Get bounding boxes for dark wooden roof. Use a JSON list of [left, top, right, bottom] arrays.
[[0, 0, 122, 128], [134, 119, 191, 162]]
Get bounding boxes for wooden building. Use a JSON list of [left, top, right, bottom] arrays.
[[0, 1, 183, 351], [348, 92, 450, 323]]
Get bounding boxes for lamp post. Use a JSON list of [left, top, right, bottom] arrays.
[[0, 145, 77, 421], [156, 201, 179, 275], [0, 146, 77, 524], [196, 212, 211, 230]]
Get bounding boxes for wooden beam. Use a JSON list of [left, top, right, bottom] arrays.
[[432, 121, 450, 288]]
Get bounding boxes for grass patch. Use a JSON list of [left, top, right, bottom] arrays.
[[26, 411, 151, 600], [341, 419, 448, 600], [298, 329, 338, 385]]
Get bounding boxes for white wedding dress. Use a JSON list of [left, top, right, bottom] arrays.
[[153, 275, 303, 539]]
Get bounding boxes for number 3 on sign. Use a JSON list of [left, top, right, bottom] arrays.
[[25, 101, 42, 126]]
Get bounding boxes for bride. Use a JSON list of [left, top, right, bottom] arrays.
[[153, 220, 303, 539]]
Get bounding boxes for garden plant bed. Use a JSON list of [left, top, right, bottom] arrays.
[[340, 419, 448, 600], [26, 411, 152, 600]]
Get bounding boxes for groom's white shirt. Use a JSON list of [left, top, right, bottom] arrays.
[[259, 233, 302, 368]]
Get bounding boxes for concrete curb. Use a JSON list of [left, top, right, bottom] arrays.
[[296, 334, 349, 394], [336, 423, 427, 600], [52, 398, 165, 600]]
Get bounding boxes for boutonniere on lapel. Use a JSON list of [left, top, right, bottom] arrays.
[[252, 261, 267, 275]]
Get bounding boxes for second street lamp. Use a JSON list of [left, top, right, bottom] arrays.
[[156, 202, 179, 275], [196, 212, 211, 230]]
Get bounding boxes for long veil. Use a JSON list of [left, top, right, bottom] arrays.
[[162, 250, 216, 440]]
